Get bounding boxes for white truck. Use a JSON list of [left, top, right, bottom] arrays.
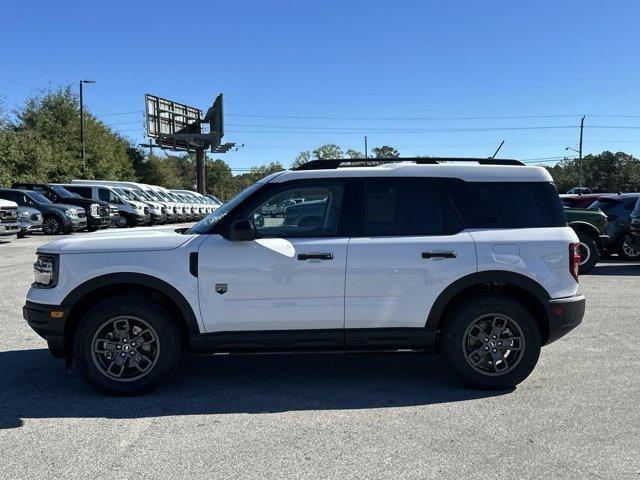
[[0, 198, 21, 241]]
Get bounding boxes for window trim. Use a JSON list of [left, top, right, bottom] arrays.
[[224, 178, 352, 239]]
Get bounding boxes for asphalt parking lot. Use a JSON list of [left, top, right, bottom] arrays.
[[1, 230, 639, 479]]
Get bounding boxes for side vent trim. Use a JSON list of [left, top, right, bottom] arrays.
[[189, 252, 198, 277]]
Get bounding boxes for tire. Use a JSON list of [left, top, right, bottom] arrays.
[[73, 297, 182, 396], [442, 296, 541, 391], [617, 237, 640, 260], [17, 231, 26, 239], [42, 215, 63, 235], [576, 231, 599, 274]]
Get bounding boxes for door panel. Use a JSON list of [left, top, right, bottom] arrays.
[[345, 233, 477, 329], [198, 234, 348, 332]]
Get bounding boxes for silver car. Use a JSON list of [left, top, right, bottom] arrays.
[[17, 206, 43, 237]]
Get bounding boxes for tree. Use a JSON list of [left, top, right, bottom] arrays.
[[291, 150, 311, 169], [205, 159, 236, 200], [313, 144, 343, 159], [248, 161, 285, 183], [371, 145, 400, 158], [345, 149, 364, 158]]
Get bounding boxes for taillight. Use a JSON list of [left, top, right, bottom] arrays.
[[569, 242, 580, 282]]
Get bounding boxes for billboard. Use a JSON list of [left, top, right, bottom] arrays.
[[145, 94, 202, 150]]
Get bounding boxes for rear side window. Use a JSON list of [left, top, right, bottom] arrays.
[[363, 178, 462, 236], [66, 186, 92, 198], [590, 198, 623, 212], [442, 179, 566, 228]]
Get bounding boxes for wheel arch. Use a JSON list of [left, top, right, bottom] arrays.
[[427, 271, 551, 344], [568, 221, 600, 239], [61, 273, 201, 357]]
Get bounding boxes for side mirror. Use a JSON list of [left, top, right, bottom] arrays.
[[228, 219, 255, 241]]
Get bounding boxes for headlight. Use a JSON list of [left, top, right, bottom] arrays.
[[19, 211, 30, 218], [65, 209, 79, 217], [33, 254, 58, 288], [90, 204, 99, 217]]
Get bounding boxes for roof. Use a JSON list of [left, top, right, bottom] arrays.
[[271, 161, 552, 183]]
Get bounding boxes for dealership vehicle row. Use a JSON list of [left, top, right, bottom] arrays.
[[0, 181, 223, 237]]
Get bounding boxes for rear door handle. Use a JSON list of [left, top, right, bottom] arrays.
[[298, 253, 333, 261], [422, 251, 457, 259]]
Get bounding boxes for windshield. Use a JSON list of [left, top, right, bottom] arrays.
[[114, 188, 133, 200], [186, 182, 264, 234], [130, 190, 147, 202], [27, 191, 52, 204], [51, 184, 80, 198]]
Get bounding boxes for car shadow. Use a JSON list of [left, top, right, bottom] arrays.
[[0, 349, 507, 429], [590, 262, 640, 276]]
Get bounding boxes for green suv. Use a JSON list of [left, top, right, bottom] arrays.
[[564, 207, 609, 273]]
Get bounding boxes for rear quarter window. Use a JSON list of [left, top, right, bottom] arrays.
[[442, 179, 566, 228]]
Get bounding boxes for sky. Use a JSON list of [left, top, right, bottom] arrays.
[[1, 0, 640, 172]]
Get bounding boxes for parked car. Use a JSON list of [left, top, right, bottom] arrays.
[[71, 180, 172, 224], [11, 182, 110, 232], [560, 193, 611, 209], [589, 193, 640, 260], [16, 205, 43, 237], [0, 198, 21, 241], [564, 207, 609, 273], [23, 158, 585, 395], [0, 189, 87, 234], [61, 184, 149, 227], [567, 187, 592, 194], [625, 197, 640, 252]]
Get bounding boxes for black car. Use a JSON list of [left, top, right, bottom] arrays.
[[11, 182, 110, 231], [0, 189, 87, 234], [625, 197, 640, 252], [590, 193, 640, 260]]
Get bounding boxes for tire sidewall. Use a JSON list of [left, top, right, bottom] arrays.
[[577, 232, 599, 274], [43, 215, 62, 235], [73, 297, 181, 396], [442, 296, 542, 390]]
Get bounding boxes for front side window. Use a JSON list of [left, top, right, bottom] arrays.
[[363, 178, 461, 236], [249, 183, 345, 238]]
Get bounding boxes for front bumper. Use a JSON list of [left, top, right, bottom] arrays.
[[545, 294, 586, 345], [23, 300, 71, 358], [87, 216, 110, 230], [0, 222, 21, 237], [130, 213, 151, 226]]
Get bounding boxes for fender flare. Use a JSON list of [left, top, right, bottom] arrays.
[[568, 221, 600, 239], [425, 270, 550, 329], [61, 272, 200, 334]]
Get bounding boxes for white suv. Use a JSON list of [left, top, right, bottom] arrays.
[[23, 158, 585, 395]]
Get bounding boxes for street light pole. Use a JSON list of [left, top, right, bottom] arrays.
[[79, 80, 95, 175], [578, 116, 585, 187]]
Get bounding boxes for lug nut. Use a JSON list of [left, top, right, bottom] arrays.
[[485, 346, 489, 350], [121, 353, 125, 357], [493, 349, 497, 353]]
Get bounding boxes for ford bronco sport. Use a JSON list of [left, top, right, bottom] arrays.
[[23, 158, 585, 395]]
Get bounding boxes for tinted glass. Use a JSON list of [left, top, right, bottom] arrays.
[[26, 191, 52, 204], [443, 180, 565, 228], [0, 190, 17, 202], [590, 198, 623, 212], [363, 178, 461, 236], [65, 186, 92, 198], [250, 184, 344, 238]]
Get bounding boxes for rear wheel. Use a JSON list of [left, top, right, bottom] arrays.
[[442, 296, 541, 390], [73, 297, 182, 396], [576, 231, 599, 273]]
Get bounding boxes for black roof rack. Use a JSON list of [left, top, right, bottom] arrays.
[[291, 157, 525, 171]]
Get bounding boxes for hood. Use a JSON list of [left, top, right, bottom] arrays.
[[0, 199, 18, 208], [18, 206, 41, 215], [38, 228, 196, 254]]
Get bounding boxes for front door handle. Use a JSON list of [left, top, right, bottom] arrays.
[[422, 251, 457, 259], [298, 253, 333, 261]]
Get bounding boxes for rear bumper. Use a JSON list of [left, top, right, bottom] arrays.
[[23, 300, 70, 358], [545, 294, 585, 345]]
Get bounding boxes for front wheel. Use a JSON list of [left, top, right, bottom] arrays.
[[617, 238, 640, 260], [442, 296, 541, 390], [73, 297, 182, 396], [42, 215, 63, 235]]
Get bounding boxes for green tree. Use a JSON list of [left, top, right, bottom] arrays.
[[313, 144, 343, 159], [206, 159, 237, 200], [372, 145, 400, 158], [345, 149, 364, 158], [291, 150, 311, 169], [248, 161, 285, 183]]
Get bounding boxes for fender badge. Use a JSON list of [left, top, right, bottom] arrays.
[[215, 284, 228, 295]]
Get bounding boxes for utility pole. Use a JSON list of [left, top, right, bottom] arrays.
[[578, 116, 585, 187], [196, 148, 206, 194], [79, 80, 95, 175], [364, 136, 368, 158]]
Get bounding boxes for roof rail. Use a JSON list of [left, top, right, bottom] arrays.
[[291, 157, 525, 171]]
